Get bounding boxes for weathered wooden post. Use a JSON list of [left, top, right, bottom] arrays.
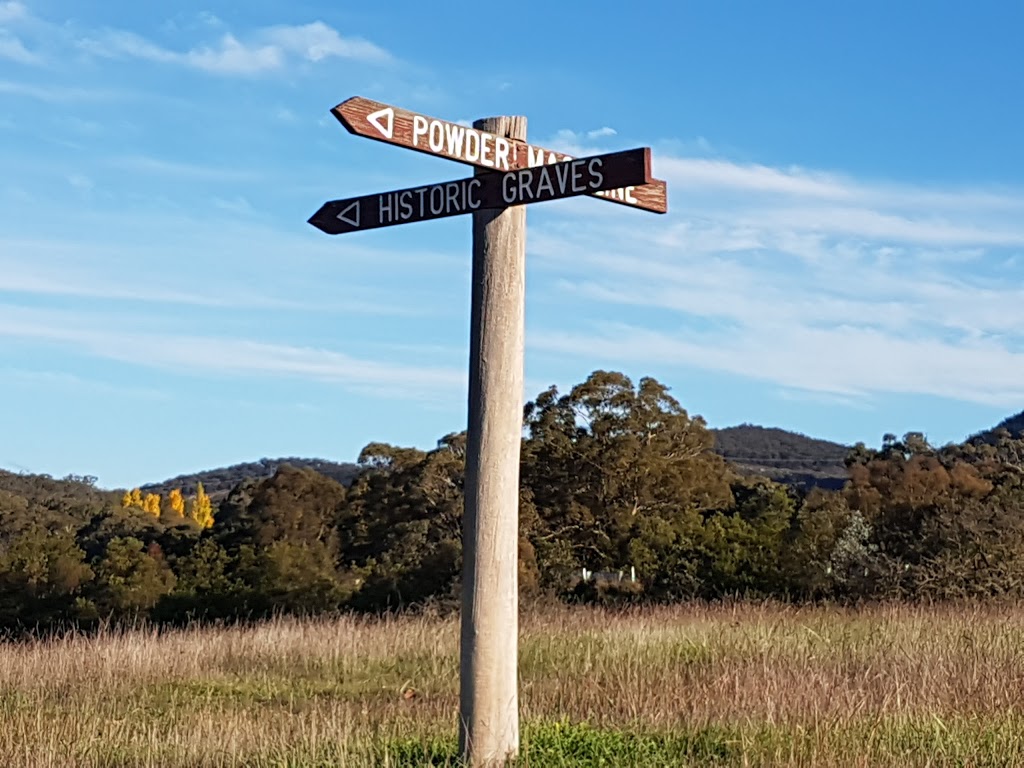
[[458, 115, 528, 765], [309, 95, 665, 767]]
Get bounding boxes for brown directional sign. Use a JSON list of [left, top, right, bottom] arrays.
[[332, 96, 667, 215], [309, 147, 652, 235]]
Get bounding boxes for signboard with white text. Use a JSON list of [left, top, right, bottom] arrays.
[[309, 147, 653, 235], [331, 96, 667, 214]]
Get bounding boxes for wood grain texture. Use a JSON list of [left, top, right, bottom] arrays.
[[459, 115, 526, 767]]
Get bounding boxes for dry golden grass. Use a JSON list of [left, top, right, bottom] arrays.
[[2, 602, 1024, 766]]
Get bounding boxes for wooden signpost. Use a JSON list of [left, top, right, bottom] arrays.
[[332, 96, 668, 214], [309, 97, 667, 767], [309, 147, 653, 235]]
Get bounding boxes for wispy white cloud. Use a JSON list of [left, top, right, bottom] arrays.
[[0, 1, 27, 23], [76, 29, 317, 73], [263, 21, 390, 64], [549, 130, 603, 156], [587, 126, 617, 139], [0, 232, 448, 317], [775, 388, 871, 410], [0, 305, 463, 399], [197, 11, 224, 28], [10, 7, 388, 84], [0, 29, 37, 63], [78, 20, 391, 76], [105, 154, 260, 182], [0, 79, 128, 103], [660, 157, 852, 199], [274, 106, 297, 123], [730, 205, 1024, 247], [161, 11, 226, 34], [0, 184, 32, 202], [0, 260, 292, 309], [174, 33, 281, 74], [659, 156, 1024, 214], [65, 117, 104, 135], [211, 195, 253, 216], [66, 173, 93, 191], [534, 322, 1024, 409], [529, 150, 1024, 410], [3, 368, 169, 401]]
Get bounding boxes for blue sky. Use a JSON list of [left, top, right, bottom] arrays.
[[2, 1, 1024, 489]]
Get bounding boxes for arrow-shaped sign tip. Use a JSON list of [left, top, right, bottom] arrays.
[[331, 98, 360, 134]]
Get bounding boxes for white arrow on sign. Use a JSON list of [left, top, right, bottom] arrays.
[[336, 200, 360, 227], [366, 106, 394, 139]]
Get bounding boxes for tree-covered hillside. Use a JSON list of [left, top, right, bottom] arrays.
[[137, 427, 852, 499], [967, 410, 1024, 445], [711, 424, 849, 489], [4, 370, 1024, 634], [141, 457, 361, 500]]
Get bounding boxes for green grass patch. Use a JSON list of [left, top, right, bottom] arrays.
[[380, 716, 1024, 767], [384, 719, 735, 767]]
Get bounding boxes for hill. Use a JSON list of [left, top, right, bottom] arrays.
[[135, 426, 854, 500], [711, 424, 850, 489], [966, 410, 1024, 445], [56, 409, 1024, 499], [140, 457, 361, 500]]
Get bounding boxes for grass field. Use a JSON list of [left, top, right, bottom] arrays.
[[2, 602, 1023, 766]]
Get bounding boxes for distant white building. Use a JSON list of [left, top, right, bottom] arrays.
[[579, 566, 637, 584]]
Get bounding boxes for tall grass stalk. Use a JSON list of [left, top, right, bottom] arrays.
[[1, 602, 1022, 765]]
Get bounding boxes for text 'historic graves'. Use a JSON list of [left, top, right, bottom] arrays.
[[308, 147, 651, 235], [333, 97, 667, 214]]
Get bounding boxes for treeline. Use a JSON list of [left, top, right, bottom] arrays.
[[3, 370, 1024, 634], [139, 458, 361, 501]]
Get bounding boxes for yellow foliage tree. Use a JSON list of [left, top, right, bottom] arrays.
[[122, 488, 145, 509], [143, 493, 161, 518], [168, 488, 185, 518], [191, 482, 214, 529]]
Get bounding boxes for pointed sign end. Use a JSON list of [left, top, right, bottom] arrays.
[[308, 208, 336, 234], [330, 101, 358, 134]]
